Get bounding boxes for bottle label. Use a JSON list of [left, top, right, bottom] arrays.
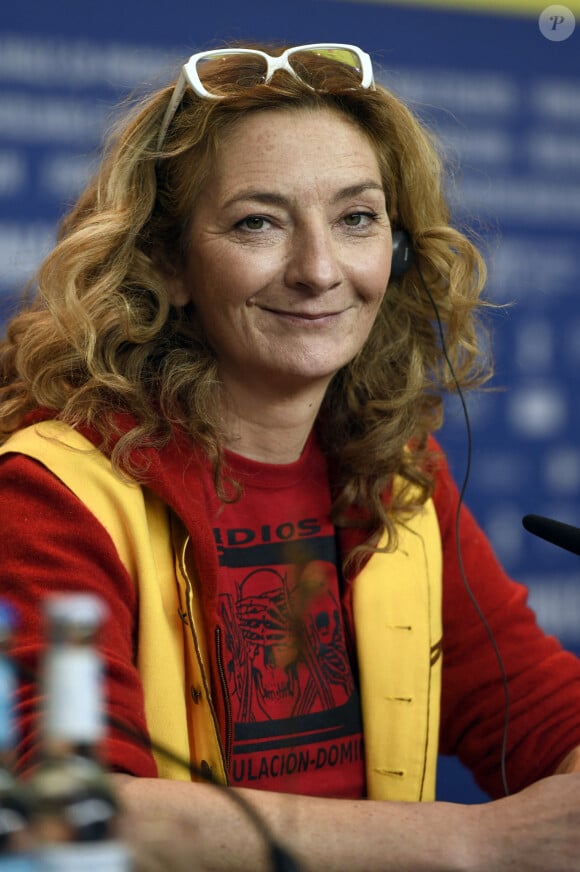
[[44, 648, 104, 744], [38, 841, 131, 871]]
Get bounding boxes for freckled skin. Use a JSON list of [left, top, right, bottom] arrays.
[[173, 107, 393, 406]]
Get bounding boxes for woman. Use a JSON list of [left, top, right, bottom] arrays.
[[1, 42, 580, 870]]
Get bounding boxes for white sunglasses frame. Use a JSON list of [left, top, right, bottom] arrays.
[[156, 43, 375, 150]]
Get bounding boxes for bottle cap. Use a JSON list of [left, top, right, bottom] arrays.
[[44, 594, 107, 630]]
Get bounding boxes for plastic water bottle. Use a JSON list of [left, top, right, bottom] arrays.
[[30, 594, 131, 871]]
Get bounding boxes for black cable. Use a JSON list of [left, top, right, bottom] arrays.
[[106, 714, 302, 872], [14, 660, 301, 872], [416, 260, 511, 798]]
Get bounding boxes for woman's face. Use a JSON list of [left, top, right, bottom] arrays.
[[174, 107, 393, 399]]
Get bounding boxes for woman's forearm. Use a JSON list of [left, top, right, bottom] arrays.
[[114, 770, 580, 872], [114, 774, 470, 872]]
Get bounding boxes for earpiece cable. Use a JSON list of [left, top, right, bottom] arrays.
[[415, 260, 511, 798], [10, 256, 510, 849]]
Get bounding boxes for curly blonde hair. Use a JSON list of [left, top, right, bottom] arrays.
[[0, 43, 491, 556]]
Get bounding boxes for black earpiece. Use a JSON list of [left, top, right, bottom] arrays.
[[391, 229, 414, 277]]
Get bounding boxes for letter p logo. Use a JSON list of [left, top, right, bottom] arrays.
[[539, 5, 576, 40]]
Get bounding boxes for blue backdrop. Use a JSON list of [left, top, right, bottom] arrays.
[[1, 0, 579, 804]]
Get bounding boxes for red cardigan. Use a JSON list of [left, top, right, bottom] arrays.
[[1, 429, 580, 798]]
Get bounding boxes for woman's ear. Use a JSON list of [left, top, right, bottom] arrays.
[[165, 272, 192, 308], [153, 249, 191, 307]]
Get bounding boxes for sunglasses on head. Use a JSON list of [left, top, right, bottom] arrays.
[[156, 43, 375, 149]]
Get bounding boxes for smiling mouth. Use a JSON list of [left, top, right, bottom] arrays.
[[262, 307, 344, 321]]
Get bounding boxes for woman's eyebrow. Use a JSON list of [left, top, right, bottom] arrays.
[[223, 181, 385, 211], [331, 182, 385, 204], [222, 191, 289, 209]]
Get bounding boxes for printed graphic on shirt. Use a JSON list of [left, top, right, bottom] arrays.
[[215, 526, 365, 796]]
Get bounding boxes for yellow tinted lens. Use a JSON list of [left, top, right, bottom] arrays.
[[288, 48, 363, 87], [315, 49, 361, 69], [196, 52, 268, 96]]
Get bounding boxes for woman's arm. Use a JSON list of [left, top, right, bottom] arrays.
[[0, 453, 157, 777], [432, 443, 580, 796], [115, 771, 580, 872]]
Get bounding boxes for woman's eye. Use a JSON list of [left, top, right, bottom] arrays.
[[238, 215, 268, 231], [343, 212, 376, 227]]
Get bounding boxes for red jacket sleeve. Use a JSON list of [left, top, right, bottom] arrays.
[[435, 447, 580, 797], [0, 453, 157, 777]]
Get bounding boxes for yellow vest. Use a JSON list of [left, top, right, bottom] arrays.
[[0, 420, 442, 801]]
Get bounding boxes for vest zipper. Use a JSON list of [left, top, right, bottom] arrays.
[[183, 594, 228, 782], [214, 625, 233, 773], [175, 526, 229, 784]]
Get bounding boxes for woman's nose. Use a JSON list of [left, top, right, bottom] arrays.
[[284, 223, 343, 294]]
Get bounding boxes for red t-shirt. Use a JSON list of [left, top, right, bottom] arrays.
[[199, 436, 365, 797]]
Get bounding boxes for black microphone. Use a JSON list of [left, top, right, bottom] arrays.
[[522, 514, 580, 556]]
